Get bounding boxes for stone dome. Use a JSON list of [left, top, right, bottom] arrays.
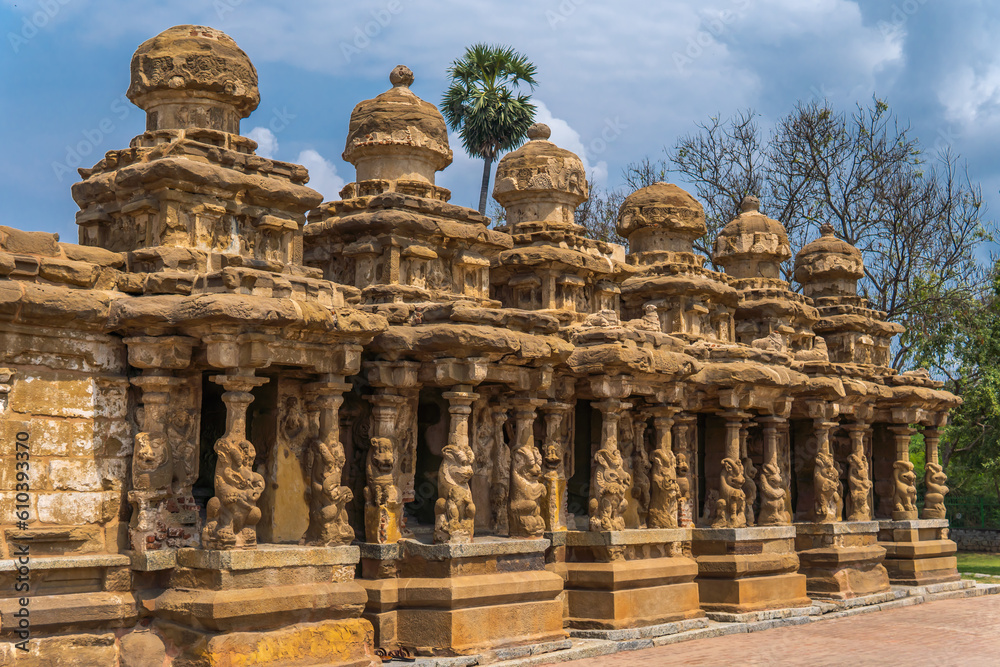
[[793, 223, 864, 298], [127, 25, 260, 133], [342, 65, 453, 184], [616, 183, 706, 257], [492, 123, 588, 230], [714, 196, 791, 280]]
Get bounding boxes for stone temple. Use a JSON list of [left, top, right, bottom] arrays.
[[0, 25, 964, 666]]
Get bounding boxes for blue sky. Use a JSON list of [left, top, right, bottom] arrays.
[[2, 0, 998, 252]]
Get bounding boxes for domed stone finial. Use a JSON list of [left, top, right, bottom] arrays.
[[128, 25, 259, 134], [527, 123, 551, 141], [389, 65, 414, 88], [740, 195, 760, 213], [820, 222, 835, 237]]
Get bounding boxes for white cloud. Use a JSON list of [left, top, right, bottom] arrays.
[[245, 126, 278, 159], [535, 100, 609, 188], [295, 149, 346, 201]]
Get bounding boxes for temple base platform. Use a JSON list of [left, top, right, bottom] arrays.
[[692, 526, 810, 614], [358, 537, 566, 657], [795, 521, 890, 599], [878, 519, 960, 586]]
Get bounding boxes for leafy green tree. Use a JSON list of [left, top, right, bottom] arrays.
[[442, 44, 537, 214], [665, 98, 994, 370], [911, 264, 1000, 500]]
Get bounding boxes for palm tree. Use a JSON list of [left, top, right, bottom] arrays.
[[442, 44, 538, 214]]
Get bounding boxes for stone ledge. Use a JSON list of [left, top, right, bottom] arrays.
[[127, 549, 177, 571], [176, 544, 360, 571], [795, 521, 880, 535], [692, 525, 796, 541], [358, 542, 402, 561], [400, 536, 550, 560], [570, 617, 708, 641], [565, 528, 691, 547], [706, 605, 821, 624], [0, 553, 129, 571], [877, 518, 949, 530]]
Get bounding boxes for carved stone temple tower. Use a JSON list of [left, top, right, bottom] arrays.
[[0, 23, 965, 667]]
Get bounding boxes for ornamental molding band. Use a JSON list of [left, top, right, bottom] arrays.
[[0, 24, 962, 666]]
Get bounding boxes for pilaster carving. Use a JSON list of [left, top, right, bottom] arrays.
[[301, 379, 354, 546], [508, 398, 546, 538], [589, 399, 631, 532], [435, 390, 478, 543]]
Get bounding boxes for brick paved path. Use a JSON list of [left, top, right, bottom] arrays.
[[559, 595, 1000, 667]]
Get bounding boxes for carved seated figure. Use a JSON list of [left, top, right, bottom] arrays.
[[757, 462, 789, 525], [922, 462, 949, 519], [892, 460, 918, 515], [203, 437, 265, 549], [364, 436, 401, 544], [711, 457, 746, 529], [509, 443, 546, 537], [648, 448, 679, 529], [813, 451, 842, 523], [589, 446, 631, 532], [434, 443, 476, 543], [847, 451, 872, 521], [303, 435, 354, 546]]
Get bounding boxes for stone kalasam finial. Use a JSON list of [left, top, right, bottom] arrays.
[[793, 221, 864, 298], [820, 222, 836, 236], [128, 25, 260, 133], [342, 65, 452, 184], [527, 123, 551, 141], [739, 195, 760, 213], [390, 65, 414, 87]]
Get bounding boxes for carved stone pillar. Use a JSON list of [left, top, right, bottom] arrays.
[[365, 392, 406, 543], [812, 418, 842, 523], [435, 389, 479, 543], [509, 398, 546, 538], [302, 378, 354, 546], [673, 413, 697, 527], [845, 422, 873, 521], [757, 415, 790, 526], [589, 399, 631, 532], [712, 410, 748, 528], [647, 409, 679, 529], [540, 401, 572, 532], [888, 425, 918, 520], [129, 373, 194, 551], [922, 425, 949, 519], [202, 372, 268, 550], [740, 417, 758, 527]]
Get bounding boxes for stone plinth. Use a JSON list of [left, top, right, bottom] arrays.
[[151, 544, 377, 666], [795, 521, 889, 599], [692, 526, 810, 614], [358, 537, 566, 657], [561, 529, 703, 632], [0, 554, 137, 637], [877, 519, 960, 586]]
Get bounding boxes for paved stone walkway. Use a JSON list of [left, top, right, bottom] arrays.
[[558, 594, 1000, 667]]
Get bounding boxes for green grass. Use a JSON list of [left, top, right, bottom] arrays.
[[957, 552, 1000, 576]]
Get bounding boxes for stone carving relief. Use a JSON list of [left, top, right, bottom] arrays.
[[757, 462, 789, 525], [648, 448, 679, 529], [364, 436, 402, 544], [741, 456, 758, 527], [434, 443, 476, 543], [847, 450, 872, 521], [923, 462, 949, 519], [589, 446, 631, 532], [202, 435, 265, 549], [813, 451, 841, 523], [711, 458, 746, 529], [509, 438, 545, 537], [893, 460, 918, 515]]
